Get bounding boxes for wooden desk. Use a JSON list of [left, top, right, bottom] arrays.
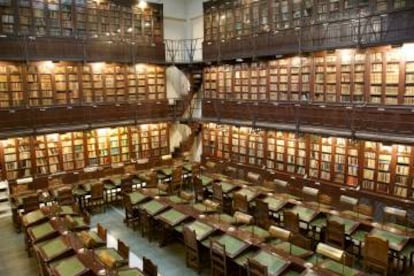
[[35, 235, 74, 264], [318, 259, 364, 276], [200, 175, 214, 186], [95, 247, 128, 269], [310, 214, 360, 236], [139, 200, 169, 216], [270, 241, 314, 259], [235, 188, 259, 202], [212, 233, 251, 258], [249, 250, 291, 276], [111, 267, 145, 276], [49, 255, 90, 276], [156, 209, 190, 227], [289, 205, 320, 224], [185, 220, 216, 241], [369, 228, 410, 252], [263, 197, 287, 213], [127, 191, 149, 206]]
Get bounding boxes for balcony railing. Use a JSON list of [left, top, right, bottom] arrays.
[[165, 38, 203, 64]]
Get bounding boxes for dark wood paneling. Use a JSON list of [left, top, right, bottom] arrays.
[[0, 38, 165, 63], [202, 100, 414, 136], [0, 101, 172, 133]]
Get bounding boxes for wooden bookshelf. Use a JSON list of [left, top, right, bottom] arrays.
[[202, 123, 414, 201], [0, 123, 169, 180], [2, 0, 163, 43], [202, 45, 414, 106], [0, 63, 24, 108]]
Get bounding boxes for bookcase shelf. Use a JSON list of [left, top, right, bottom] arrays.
[[1, 0, 163, 45], [0, 123, 170, 180], [203, 45, 414, 106], [202, 123, 414, 201], [0, 61, 166, 109]]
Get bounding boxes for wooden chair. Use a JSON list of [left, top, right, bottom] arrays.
[[273, 179, 289, 195], [117, 239, 129, 266], [325, 219, 346, 250], [318, 193, 333, 210], [363, 236, 389, 276], [356, 203, 374, 220], [170, 166, 183, 194], [120, 175, 135, 195], [212, 183, 225, 211], [290, 232, 312, 250], [96, 223, 107, 242], [339, 195, 359, 212], [255, 200, 271, 230], [247, 258, 268, 276], [139, 209, 154, 241], [56, 187, 75, 206], [143, 256, 158, 276], [193, 176, 205, 202], [283, 210, 300, 233], [233, 192, 249, 214], [223, 165, 237, 178], [383, 206, 409, 233], [86, 182, 105, 213], [210, 239, 227, 276], [183, 226, 201, 272], [22, 194, 40, 213], [123, 195, 139, 230]]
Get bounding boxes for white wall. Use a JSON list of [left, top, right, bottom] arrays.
[[166, 66, 190, 104]]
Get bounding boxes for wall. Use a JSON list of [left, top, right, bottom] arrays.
[[166, 66, 190, 104]]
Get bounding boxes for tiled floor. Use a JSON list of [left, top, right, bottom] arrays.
[[0, 207, 209, 276]]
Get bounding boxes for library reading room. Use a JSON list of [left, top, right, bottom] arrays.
[[1, 0, 414, 275]]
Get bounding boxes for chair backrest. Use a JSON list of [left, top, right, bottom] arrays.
[[363, 236, 389, 271], [90, 182, 104, 199], [357, 203, 374, 219], [233, 192, 249, 213], [383, 206, 408, 227], [318, 193, 333, 206], [121, 175, 134, 194], [223, 166, 237, 178], [183, 226, 198, 251], [339, 195, 358, 211], [56, 187, 74, 205], [283, 210, 300, 233], [255, 200, 271, 230], [123, 194, 134, 212], [290, 232, 312, 250], [146, 171, 158, 188], [210, 239, 227, 276], [117, 239, 129, 260], [143, 256, 158, 276], [273, 179, 289, 194], [23, 194, 40, 213], [302, 186, 319, 202], [326, 219, 346, 249], [171, 166, 183, 190], [212, 183, 224, 203], [97, 223, 107, 242], [247, 258, 268, 276]]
